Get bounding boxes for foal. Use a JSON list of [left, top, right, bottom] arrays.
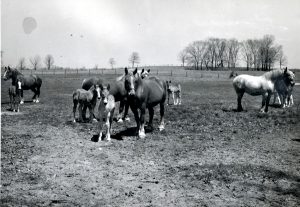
[[8, 80, 22, 112], [166, 80, 182, 105], [73, 85, 101, 122], [98, 84, 115, 141]]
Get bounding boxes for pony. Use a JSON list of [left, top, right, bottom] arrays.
[[82, 76, 129, 123], [3, 66, 42, 104], [233, 68, 295, 113], [72, 85, 101, 123], [137, 68, 151, 79], [81, 77, 103, 120], [166, 80, 182, 105], [8, 79, 22, 112], [97, 84, 115, 141], [124, 67, 167, 139], [272, 79, 294, 108]]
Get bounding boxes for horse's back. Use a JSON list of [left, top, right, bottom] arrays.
[[82, 77, 102, 90], [18, 74, 42, 89], [109, 81, 126, 102], [141, 78, 166, 104]]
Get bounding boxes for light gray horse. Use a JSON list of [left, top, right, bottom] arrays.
[[98, 84, 115, 141], [166, 80, 182, 105], [233, 68, 295, 113]]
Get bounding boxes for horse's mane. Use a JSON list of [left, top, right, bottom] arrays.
[[11, 68, 23, 77], [262, 69, 283, 80], [116, 74, 125, 82]]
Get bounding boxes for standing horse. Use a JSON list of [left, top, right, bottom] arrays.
[[98, 84, 115, 141], [3, 66, 42, 104], [8, 79, 22, 112], [73, 85, 101, 123], [233, 68, 295, 112], [166, 80, 182, 105], [124, 67, 167, 139], [272, 77, 294, 108]]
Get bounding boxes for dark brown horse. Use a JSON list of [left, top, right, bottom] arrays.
[[124, 67, 167, 139], [3, 66, 42, 104]]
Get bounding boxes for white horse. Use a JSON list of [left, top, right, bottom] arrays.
[[233, 68, 295, 113]]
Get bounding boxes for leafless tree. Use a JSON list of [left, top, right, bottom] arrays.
[[30, 55, 41, 70], [109, 58, 116, 69], [178, 50, 188, 67], [224, 39, 240, 68], [44, 54, 54, 70], [241, 40, 253, 70], [185, 41, 208, 70], [129, 52, 140, 68], [18, 57, 26, 70], [94, 64, 98, 70], [277, 46, 287, 68]]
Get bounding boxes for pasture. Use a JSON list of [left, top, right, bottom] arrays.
[[1, 70, 300, 206]]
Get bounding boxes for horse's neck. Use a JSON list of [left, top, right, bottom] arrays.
[[263, 70, 283, 82], [12, 70, 23, 85]]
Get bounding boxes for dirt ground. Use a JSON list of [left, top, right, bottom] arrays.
[[1, 74, 300, 207]]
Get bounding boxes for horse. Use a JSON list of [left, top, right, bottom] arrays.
[[272, 76, 294, 108], [82, 76, 130, 123], [97, 84, 115, 141], [166, 80, 182, 105], [81, 77, 103, 119], [8, 79, 22, 112], [124, 67, 167, 139], [3, 66, 42, 104], [72, 85, 101, 123], [233, 67, 295, 113], [137, 68, 151, 79], [229, 71, 238, 79]]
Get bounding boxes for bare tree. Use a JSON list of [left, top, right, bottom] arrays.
[[30, 55, 41, 70], [241, 40, 253, 70], [277, 46, 287, 68], [18, 57, 26, 70], [94, 64, 98, 70], [185, 41, 208, 70], [109, 58, 116, 69], [178, 50, 188, 67], [224, 39, 240, 68], [44, 54, 54, 70], [128, 52, 140, 68]]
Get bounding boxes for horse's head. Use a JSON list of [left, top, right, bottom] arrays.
[[100, 84, 111, 105], [90, 84, 101, 100], [3, 66, 13, 80], [124, 67, 138, 96], [138, 68, 150, 79], [283, 67, 295, 87]]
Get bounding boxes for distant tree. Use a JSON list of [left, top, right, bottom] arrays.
[[277, 46, 287, 69], [129, 52, 140, 68], [44, 54, 54, 70], [18, 57, 26, 70], [109, 58, 116, 69], [185, 41, 207, 70], [30, 55, 41, 70], [94, 64, 98, 70], [241, 40, 253, 70], [178, 50, 188, 67], [224, 39, 240, 68]]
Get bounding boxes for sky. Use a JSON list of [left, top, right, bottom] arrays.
[[1, 0, 300, 69]]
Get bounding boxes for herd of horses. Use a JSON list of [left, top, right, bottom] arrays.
[[2, 66, 296, 139]]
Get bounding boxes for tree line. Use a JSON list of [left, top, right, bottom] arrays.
[[178, 34, 287, 71]]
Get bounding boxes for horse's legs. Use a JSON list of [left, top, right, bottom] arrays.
[[98, 102, 105, 141], [35, 86, 41, 103], [158, 102, 165, 131], [82, 105, 88, 120], [106, 109, 114, 141], [9, 94, 13, 110], [172, 92, 176, 105], [122, 101, 130, 121], [264, 93, 272, 112], [129, 103, 140, 137], [167, 92, 170, 105], [117, 100, 125, 122], [88, 104, 94, 123], [20, 89, 24, 104], [78, 103, 84, 122], [148, 107, 154, 130], [236, 91, 244, 112], [272, 92, 277, 104], [139, 105, 146, 139], [73, 100, 78, 122], [31, 88, 37, 102], [178, 91, 182, 105]]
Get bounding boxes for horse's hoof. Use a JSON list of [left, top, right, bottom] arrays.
[[20, 101, 24, 104], [73, 120, 76, 123], [35, 100, 39, 103], [158, 125, 165, 131], [92, 118, 98, 123], [117, 118, 123, 123], [32, 99, 36, 103], [139, 133, 146, 139]]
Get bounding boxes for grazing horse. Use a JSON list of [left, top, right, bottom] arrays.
[[98, 84, 115, 141], [272, 77, 294, 108], [166, 80, 182, 105], [73, 85, 101, 123], [124, 67, 167, 139], [233, 68, 295, 113], [3, 66, 42, 104], [8, 79, 22, 112]]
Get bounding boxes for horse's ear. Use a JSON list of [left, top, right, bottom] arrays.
[[99, 84, 103, 90], [125, 67, 128, 75], [133, 68, 138, 75], [141, 68, 144, 73], [107, 84, 110, 90], [8, 66, 11, 70], [147, 69, 150, 73], [284, 67, 288, 74]]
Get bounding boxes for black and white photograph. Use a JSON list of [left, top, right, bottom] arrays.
[[1, 0, 299, 206]]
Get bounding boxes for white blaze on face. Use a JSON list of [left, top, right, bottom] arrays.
[[96, 85, 101, 99]]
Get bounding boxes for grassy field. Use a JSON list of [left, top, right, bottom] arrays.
[[1, 71, 300, 206]]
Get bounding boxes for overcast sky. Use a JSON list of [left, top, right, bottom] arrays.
[[1, 0, 300, 68]]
